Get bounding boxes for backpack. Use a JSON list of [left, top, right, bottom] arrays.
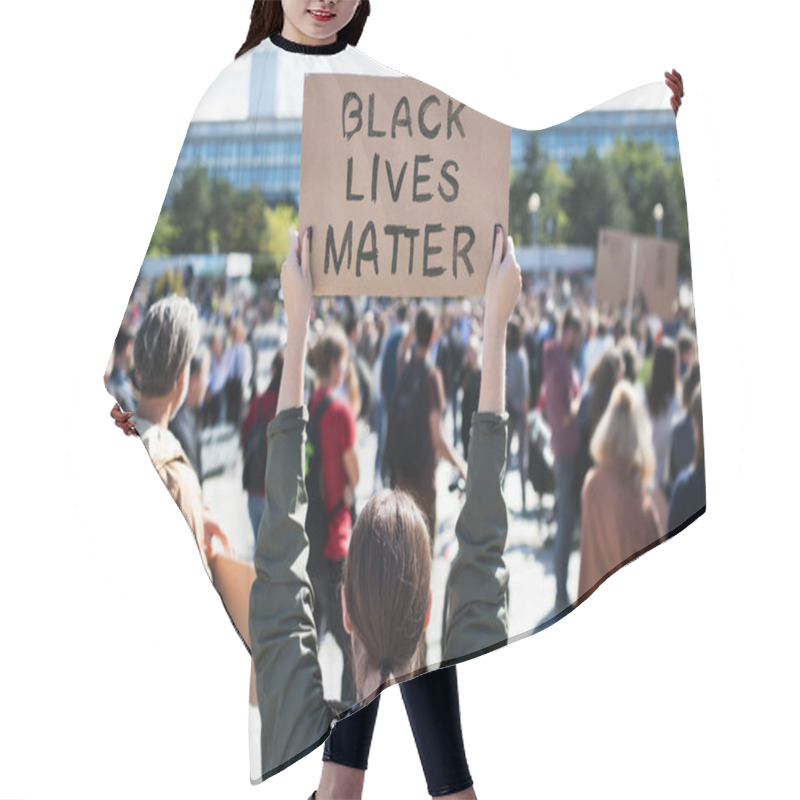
[[305, 394, 343, 573], [385, 358, 434, 480], [241, 390, 277, 494]]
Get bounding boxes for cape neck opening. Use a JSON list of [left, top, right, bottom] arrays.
[[269, 31, 348, 55]]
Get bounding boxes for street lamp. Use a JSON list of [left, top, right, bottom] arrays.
[[653, 202, 664, 239], [528, 192, 541, 248]]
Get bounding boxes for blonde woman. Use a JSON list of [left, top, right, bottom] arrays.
[[577, 380, 664, 600]]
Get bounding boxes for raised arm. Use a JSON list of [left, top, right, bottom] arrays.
[[249, 226, 337, 777], [443, 225, 521, 663], [276, 226, 312, 414], [479, 225, 520, 414]]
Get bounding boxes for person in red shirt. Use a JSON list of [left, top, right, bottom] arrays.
[[241, 349, 284, 541], [307, 324, 361, 704], [543, 307, 583, 612]]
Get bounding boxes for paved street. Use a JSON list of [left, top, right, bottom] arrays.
[[201, 410, 581, 701]]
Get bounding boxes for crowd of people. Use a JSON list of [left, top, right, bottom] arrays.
[[106, 266, 705, 675], [283, 282, 704, 618]]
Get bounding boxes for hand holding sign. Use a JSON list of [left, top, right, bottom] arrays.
[[484, 224, 521, 336], [276, 226, 313, 415], [280, 225, 313, 330]]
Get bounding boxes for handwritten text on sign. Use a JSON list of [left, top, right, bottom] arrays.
[[299, 74, 511, 297]]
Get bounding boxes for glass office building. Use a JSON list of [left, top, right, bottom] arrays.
[[169, 117, 303, 204], [510, 108, 679, 175]]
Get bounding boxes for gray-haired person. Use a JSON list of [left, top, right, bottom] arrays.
[[111, 294, 258, 704], [130, 296, 211, 572]]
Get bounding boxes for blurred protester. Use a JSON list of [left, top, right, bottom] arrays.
[[241, 349, 284, 540], [379, 303, 408, 405], [437, 303, 468, 449], [106, 327, 137, 412], [377, 303, 409, 484], [526, 306, 555, 413], [634, 315, 655, 388], [169, 344, 210, 480], [307, 325, 360, 703], [669, 361, 701, 486], [646, 337, 682, 495], [344, 357, 363, 420], [543, 307, 583, 611], [386, 304, 467, 552], [667, 386, 705, 536], [574, 348, 624, 514], [460, 335, 482, 460], [578, 380, 662, 600], [505, 319, 530, 514], [582, 311, 614, 388], [618, 335, 646, 405], [372, 307, 389, 365], [246, 322, 259, 402], [202, 329, 229, 427], [356, 309, 379, 366], [676, 328, 698, 379], [224, 317, 252, 426], [370, 348, 386, 494], [457, 300, 473, 344], [345, 314, 373, 424]]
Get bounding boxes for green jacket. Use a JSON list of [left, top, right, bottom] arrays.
[[249, 405, 510, 780]]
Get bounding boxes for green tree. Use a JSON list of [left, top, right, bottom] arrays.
[[509, 132, 546, 246], [539, 159, 571, 244], [605, 137, 691, 277], [606, 136, 670, 237], [164, 167, 271, 258], [229, 186, 268, 254], [208, 177, 236, 252], [251, 203, 298, 283], [563, 146, 630, 246], [147, 209, 179, 256], [169, 165, 214, 253], [664, 157, 692, 277]]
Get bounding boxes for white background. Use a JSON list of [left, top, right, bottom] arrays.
[[1, 1, 797, 797]]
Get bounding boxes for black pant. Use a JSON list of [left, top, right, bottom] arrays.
[[309, 556, 357, 705], [323, 666, 473, 797]]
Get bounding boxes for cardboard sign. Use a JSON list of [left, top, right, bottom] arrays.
[[595, 228, 679, 319], [299, 74, 511, 297]]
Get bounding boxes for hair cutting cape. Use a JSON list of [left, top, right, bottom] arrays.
[[103, 33, 705, 784]]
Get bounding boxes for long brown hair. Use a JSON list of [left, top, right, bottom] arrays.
[[307, 324, 348, 380], [235, 0, 372, 59], [343, 489, 431, 699], [647, 337, 678, 417], [587, 348, 623, 437]]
